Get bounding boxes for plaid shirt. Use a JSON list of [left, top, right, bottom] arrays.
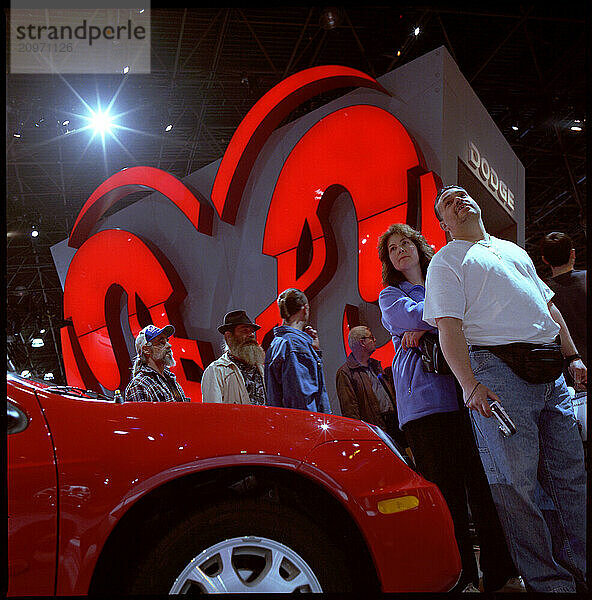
[[124, 364, 189, 403]]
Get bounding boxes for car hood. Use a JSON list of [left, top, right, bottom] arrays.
[[35, 391, 382, 483]]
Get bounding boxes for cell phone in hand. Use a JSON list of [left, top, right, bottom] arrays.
[[489, 401, 516, 437]]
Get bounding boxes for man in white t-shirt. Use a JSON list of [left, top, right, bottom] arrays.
[[423, 185, 587, 593]]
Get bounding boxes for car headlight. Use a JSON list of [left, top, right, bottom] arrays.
[[366, 423, 415, 469]]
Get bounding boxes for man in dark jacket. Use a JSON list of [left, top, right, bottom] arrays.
[[540, 232, 587, 370], [336, 326, 403, 446]]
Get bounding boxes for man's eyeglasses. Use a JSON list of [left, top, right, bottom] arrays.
[[361, 335, 376, 342], [149, 338, 169, 347]]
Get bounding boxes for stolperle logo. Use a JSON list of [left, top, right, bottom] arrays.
[[10, 8, 151, 74]]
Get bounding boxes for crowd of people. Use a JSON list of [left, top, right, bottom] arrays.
[[124, 185, 586, 594]]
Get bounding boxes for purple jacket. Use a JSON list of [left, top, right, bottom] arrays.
[[378, 282, 459, 428]]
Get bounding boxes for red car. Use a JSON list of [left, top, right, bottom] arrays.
[[7, 373, 461, 594]]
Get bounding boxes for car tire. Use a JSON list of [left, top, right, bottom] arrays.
[[125, 496, 354, 593]]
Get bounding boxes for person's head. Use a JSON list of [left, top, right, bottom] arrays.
[[277, 288, 309, 324], [540, 232, 575, 268], [218, 310, 264, 366], [133, 324, 175, 375], [377, 223, 433, 286], [433, 185, 482, 236], [348, 325, 376, 356]]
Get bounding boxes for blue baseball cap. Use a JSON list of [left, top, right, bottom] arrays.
[[135, 324, 175, 355], [143, 324, 175, 342]]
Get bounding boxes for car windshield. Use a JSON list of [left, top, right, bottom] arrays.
[[8, 371, 52, 387], [8, 372, 113, 401]]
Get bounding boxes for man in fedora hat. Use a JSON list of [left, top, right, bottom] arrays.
[[201, 310, 267, 405], [125, 324, 189, 402]]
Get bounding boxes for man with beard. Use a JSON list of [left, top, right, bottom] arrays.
[[201, 310, 266, 405], [125, 324, 189, 402], [265, 288, 332, 413]]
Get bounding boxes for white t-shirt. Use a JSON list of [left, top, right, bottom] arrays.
[[423, 235, 559, 346]]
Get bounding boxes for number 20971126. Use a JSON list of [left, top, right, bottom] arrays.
[[17, 42, 73, 53]]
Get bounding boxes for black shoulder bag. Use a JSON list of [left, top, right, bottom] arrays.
[[397, 286, 451, 375], [417, 331, 452, 375]]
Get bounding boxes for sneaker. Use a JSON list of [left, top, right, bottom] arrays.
[[495, 576, 526, 592], [461, 583, 481, 593]]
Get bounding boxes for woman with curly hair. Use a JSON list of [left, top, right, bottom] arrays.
[[377, 223, 519, 593]]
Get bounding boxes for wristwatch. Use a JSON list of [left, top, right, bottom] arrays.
[[564, 353, 581, 364]]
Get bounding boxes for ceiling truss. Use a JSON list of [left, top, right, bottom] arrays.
[[5, 6, 586, 382]]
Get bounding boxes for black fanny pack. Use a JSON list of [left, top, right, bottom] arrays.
[[474, 342, 563, 384]]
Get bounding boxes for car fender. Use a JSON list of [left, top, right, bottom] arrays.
[[300, 439, 461, 592], [32, 394, 378, 594]]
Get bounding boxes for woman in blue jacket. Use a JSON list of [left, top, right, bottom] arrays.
[[377, 223, 518, 593], [265, 288, 332, 414]]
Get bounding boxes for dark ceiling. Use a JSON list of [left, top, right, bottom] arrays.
[[5, 6, 587, 383]]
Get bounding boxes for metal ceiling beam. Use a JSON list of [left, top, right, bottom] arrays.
[[288, 25, 322, 73], [184, 8, 231, 177], [7, 264, 61, 272], [436, 13, 457, 63], [180, 9, 224, 71], [157, 9, 188, 168], [552, 123, 585, 221], [282, 8, 314, 77], [7, 257, 30, 288], [237, 8, 280, 76], [415, 7, 584, 23], [520, 15, 585, 225], [308, 30, 327, 67], [13, 163, 27, 204], [343, 9, 376, 76], [511, 144, 584, 161], [470, 7, 533, 83]]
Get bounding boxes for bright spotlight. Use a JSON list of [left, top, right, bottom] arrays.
[[414, 26, 420, 36], [165, 124, 173, 132], [31, 338, 45, 348], [90, 108, 114, 135], [31, 229, 39, 238]]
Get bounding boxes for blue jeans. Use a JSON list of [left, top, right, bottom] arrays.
[[469, 349, 586, 593]]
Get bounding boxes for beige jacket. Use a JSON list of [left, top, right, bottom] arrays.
[[200, 351, 265, 404]]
